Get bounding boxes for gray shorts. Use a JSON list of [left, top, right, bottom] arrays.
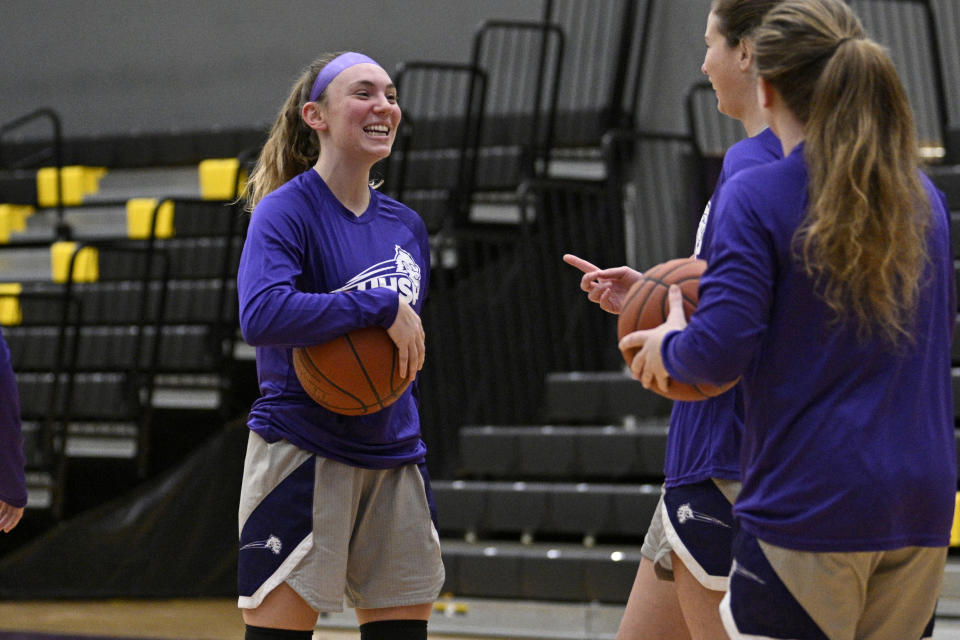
[[237, 432, 445, 613], [640, 489, 674, 578], [641, 479, 740, 589], [720, 527, 945, 639]]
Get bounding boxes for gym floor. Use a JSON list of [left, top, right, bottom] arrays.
[[1, 598, 960, 640], [0, 599, 465, 640]]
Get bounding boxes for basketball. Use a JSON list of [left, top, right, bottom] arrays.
[[617, 257, 737, 401], [292, 326, 413, 416]]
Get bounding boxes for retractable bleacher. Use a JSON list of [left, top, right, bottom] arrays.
[[0, 116, 252, 519]]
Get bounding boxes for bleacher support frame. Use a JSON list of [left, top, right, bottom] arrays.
[[385, 61, 488, 231], [469, 19, 565, 184], [851, 0, 953, 161], [0, 108, 68, 239]]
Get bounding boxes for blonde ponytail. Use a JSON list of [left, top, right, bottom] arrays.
[[245, 53, 341, 212], [753, 0, 930, 344]]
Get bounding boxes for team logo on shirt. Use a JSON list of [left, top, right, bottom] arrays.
[[676, 503, 731, 528], [333, 245, 422, 305], [240, 534, 283, 555], [693, 200, 711, 258]]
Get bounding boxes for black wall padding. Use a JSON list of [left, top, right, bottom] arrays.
[[0, 417, 249, 598]]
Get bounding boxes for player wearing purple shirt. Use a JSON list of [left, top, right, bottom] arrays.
[[665, 126, 781, 492], [236, 52, 442, 640], [623, 1, 955, 637], [239, 170, 430, 470], [0, 324, 26, 533], [667, 144, 954, 553], [565, 2, 783, 638]]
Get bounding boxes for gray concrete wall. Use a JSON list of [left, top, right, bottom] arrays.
[[4, 1, 954, 143], [0, 0, 711, 139]]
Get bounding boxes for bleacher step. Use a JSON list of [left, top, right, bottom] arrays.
[[543, 371, 673, 423], [546, 148, 607, 181], [469, 202, 521, 225], [439, 539, 642, 604], [434, 479, 660, 543], [16, 205, 127, 242], [0, 246, 51, 282], [457, 423, 668, 481], [84, 166, 200, 203]]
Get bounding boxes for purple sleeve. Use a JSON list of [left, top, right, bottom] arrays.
[[936, 186, 956, 334], [662, 181, 774, 385], [238, 202, 399, 348], [0, 327, 26, 508]]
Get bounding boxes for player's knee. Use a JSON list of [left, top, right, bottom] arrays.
[[359, 619, 428, 640]]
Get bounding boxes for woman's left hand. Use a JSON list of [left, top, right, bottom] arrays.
[[387, 298, 426, 379], [0, 500, 23, 533], [618, 284, 688, 391]]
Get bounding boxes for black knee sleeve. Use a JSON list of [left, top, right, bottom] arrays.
[[244, 624, 313, 640], [359, 618, 428, 640]]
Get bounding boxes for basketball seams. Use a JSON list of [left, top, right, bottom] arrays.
[[293, 327, 412, 415], [617, 257, 735, 401], [632, 281, 659, 332], [344, 333, 387, 410], [388, 345, 404, 396], [624, 259, 703, 332], [646, 262, 702, 323], [293, 346, 374, 414], [650, 277, 699, 322]]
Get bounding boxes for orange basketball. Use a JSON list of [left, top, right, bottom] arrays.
[[292, 326, 413, 416], [617, 257, 737, 401]]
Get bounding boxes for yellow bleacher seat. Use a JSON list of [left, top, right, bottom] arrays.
[[0, 283, 23, 326], [0, 210, 9, 244], [952, 492, 960, 547], [36, 166, 106, 208], [50, 241, 98, 283], [198, 158, 246, 201], [126, 198, 174, 239], [0, 204, 33, 237], [84, 167, 108, 194]]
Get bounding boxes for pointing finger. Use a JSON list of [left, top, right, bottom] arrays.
[[563, 253, 600, 275]]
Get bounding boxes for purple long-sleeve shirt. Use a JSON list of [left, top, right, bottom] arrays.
[[664, 127, 782, 487], [663, 144, 956, 551], [238, 169, 430, 469], [0, 325, 26, 508]]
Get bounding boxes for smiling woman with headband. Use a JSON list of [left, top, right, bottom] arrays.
[[246, 52, 390, 210], [236, 52, 441, 640]]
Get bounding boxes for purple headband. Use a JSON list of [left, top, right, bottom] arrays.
[[308, 52, 380, 102]]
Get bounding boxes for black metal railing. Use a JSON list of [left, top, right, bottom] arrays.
[[385, 61, 488, 231], [0, 108, 69, 239], [470, 19, 565, 182]]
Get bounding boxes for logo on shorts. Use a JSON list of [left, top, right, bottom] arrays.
[[240, 534, 283, 555], [676, 503, 731, 528], [731, 559, 766, 584]]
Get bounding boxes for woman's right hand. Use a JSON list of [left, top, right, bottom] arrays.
[[387, 298, 425, 379], [0, 500, 23, 533], [562, 254, 643, 315]]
